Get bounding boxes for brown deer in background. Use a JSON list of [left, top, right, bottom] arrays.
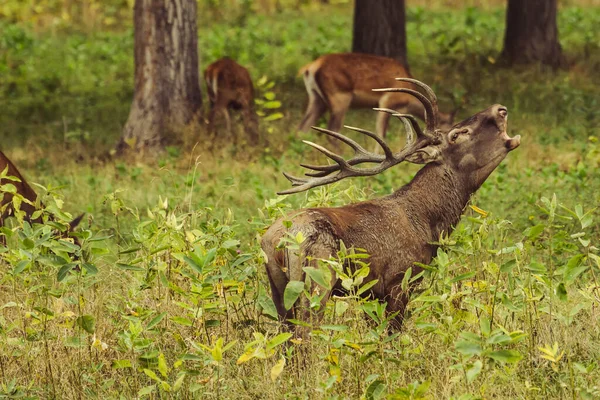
[[0, 150, 42, 227], [0, 151, 83, 236], [204, 57, 259, 144], [298, 53, 456, 139], [262, 79, 520, 331]]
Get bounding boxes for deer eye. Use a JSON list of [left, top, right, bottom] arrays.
[[460, 129, 469, 135]]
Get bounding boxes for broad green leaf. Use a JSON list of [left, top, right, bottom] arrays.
[[525, 224, 545, 240], [264, 112, 284, 122], [270, 357, 285, 382], [117, 263, 145, 272], [500, 259, 516, 273], [335, 301, 349, 316], [488, 350, 523, 363], [479, 316, 491, 337], [267, 333, 292, 349], [171, 316, 193, 327], [257, 295, 278, 320], [466, 360, 482, 383], [450, 271, 477, 283], [112, 359, 132, 369], [283, 281, 304, 310], [158, 353, 168, 378], [455, 340, 482, 356], [57, 264, 73, 282], [556, 282, 567, 301], [183, 256, 202, 274], [147, 312, 167, 330], [83, 263, 98, 275], [303, 266, 331, 289], [76, 315, 96, 334], [143, 369, 160, 382], [13, 260, 29, 275], [173, 373, 186, 392], [138, 385, 155, 397], [436, 249, 449, 267], [564, 265, 588, 284], [357, 279, 378, 296], [365, 379, 386, 400], [264, 100, 281, 109]]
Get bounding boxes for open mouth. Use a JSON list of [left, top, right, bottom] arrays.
[[501, 131, 521, 150]]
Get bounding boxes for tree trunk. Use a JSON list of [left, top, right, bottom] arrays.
[[352, 0, 408, 67], [501, 0, 564, 67], [118, 0, 202, 153]]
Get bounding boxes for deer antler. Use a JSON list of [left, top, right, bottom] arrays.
[[278, 79, 442, 195], [372, 78, 439, 134]]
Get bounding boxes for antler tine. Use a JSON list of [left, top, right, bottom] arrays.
[[395, 78, 438, 109], [373, 107, 416, 145], [311, 126, 367, 155], [344, 125, 394, 159], [372, 87, 437, 134], [282, 172, 309, 187], [302, 140, 351, 168], [395, 113, 426, 146], [373, 108, 422, 143]]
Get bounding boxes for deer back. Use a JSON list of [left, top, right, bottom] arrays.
[[204, 57, 255, 108], [301, 53, 412, 104]]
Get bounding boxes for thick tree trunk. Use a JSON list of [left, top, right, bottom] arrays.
[[118, 0, 202, 153], [501, 0, 564, 67], [352, 0, 408, 67]]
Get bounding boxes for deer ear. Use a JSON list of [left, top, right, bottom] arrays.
[[406, 146, 442, 164]]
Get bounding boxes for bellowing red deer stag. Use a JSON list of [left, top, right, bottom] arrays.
[[204, 57, 259, 144], [262, 79, 520, 331], [298, 53, 455, 139]]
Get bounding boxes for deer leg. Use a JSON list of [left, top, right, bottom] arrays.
[[207, 104, 217, 135], [298, 91, 327, 132], [266, 264, 294, 325], [223, 108, 232, 138], [241, 102, 260, 145], [385, 281, 410, 331], [326, 93, 352, 134]]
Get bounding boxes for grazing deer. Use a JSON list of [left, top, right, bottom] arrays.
[[204, 57, 259, 144], [262, 79, 520, 331], [298, 53, 455, 140], [0, 150, 83, 235]]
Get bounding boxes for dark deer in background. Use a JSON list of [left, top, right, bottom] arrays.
[[204, 57, 259, 144], [298, 53, 456, 140], [0, 150, 42, 227], [262, 79, 520, 331], [0, 150, 83, 236]]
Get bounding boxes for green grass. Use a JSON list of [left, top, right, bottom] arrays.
[[0, 3, 600, 399]]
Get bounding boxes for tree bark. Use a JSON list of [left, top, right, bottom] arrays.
[[352, 0, 408, 67], [118, 0, 202, 153], [501, 0, 564, 67]]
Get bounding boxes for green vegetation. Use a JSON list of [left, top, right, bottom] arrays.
[[1, 1, 600, 398]]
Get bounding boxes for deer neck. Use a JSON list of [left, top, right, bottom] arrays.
[[391, 163, 474, 240]]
